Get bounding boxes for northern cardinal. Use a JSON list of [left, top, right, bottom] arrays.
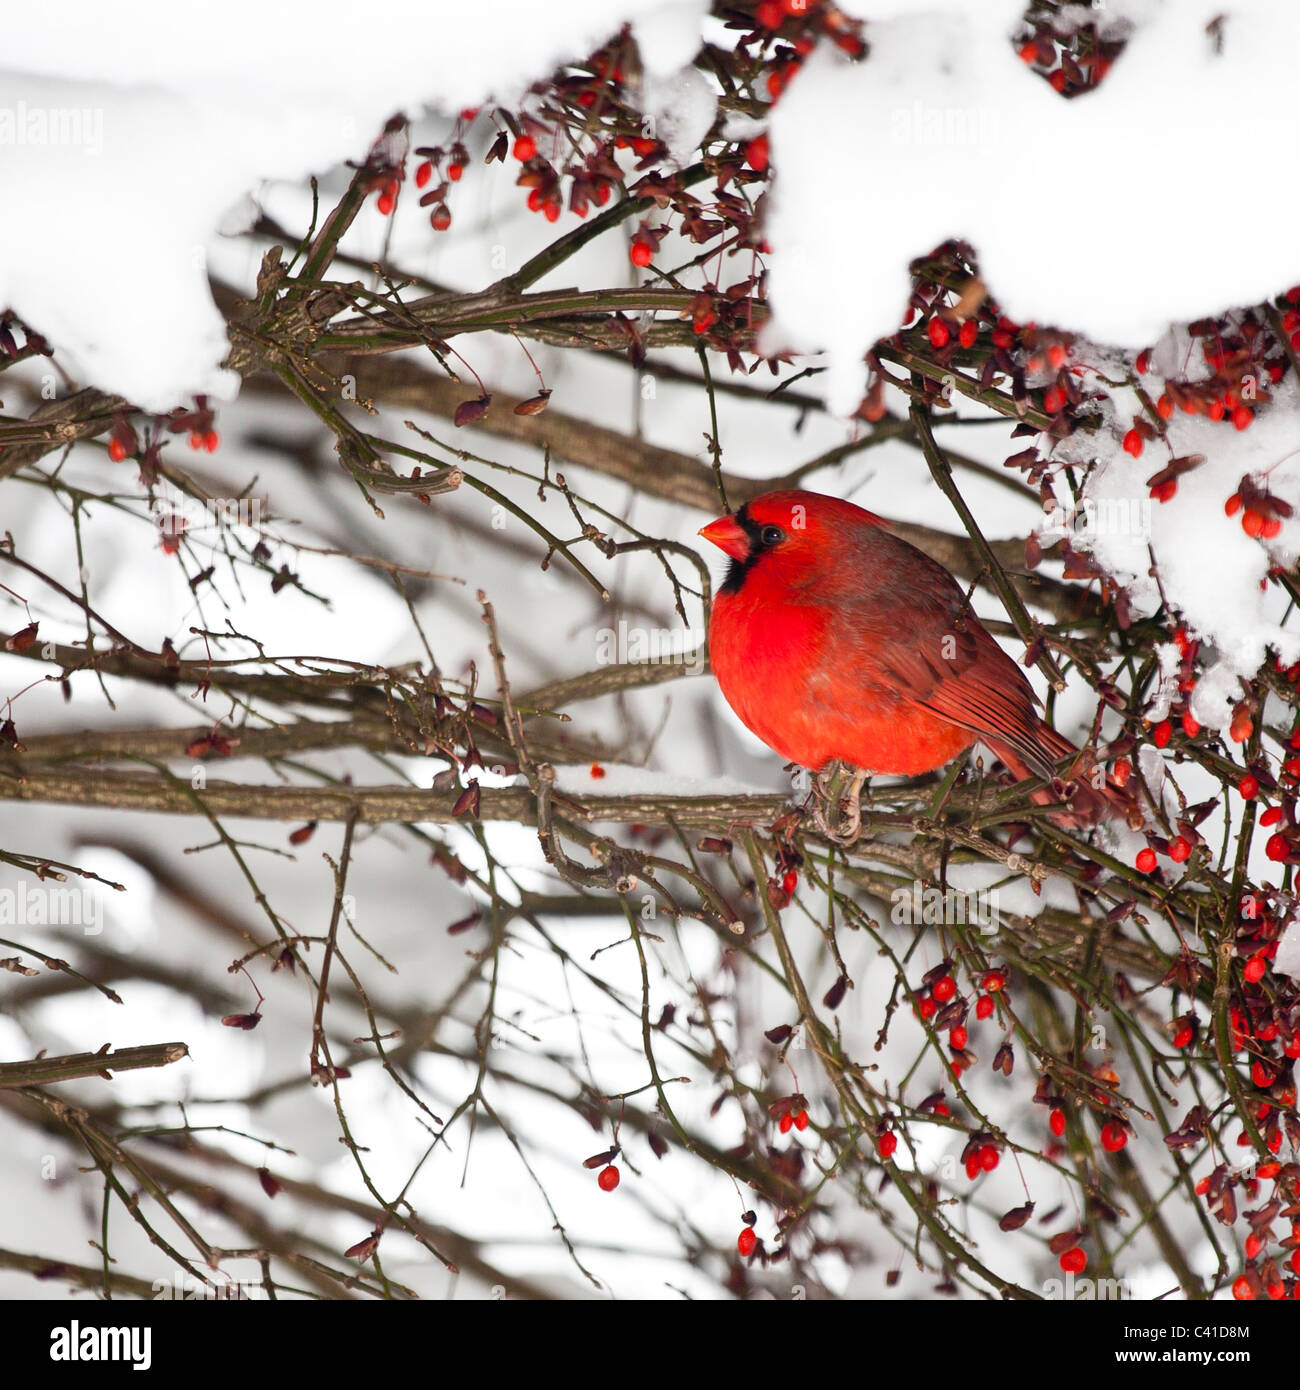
[[699, 488, 1125, 827]]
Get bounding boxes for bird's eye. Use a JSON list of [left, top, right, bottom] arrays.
[[760, 524, 785, 546]]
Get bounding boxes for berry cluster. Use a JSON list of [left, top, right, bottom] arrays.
[[1015, 6, 1126, 97], [912, 962, 1009, 1083]]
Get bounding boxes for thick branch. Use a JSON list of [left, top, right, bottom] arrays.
[[0, 1042, 188, 1089], [0, 763, 786, 829]]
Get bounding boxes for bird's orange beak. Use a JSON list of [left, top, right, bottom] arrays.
[[698, 514, 749, 561]]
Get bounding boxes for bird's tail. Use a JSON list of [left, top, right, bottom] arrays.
[[984, 722, 1137, 830]]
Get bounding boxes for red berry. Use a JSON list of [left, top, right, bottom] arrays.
[[1136, 847, 1157, 874], [1152, 718, 1171, 748], [948, 1025, 968, 1051], [447, 162, 464, 182], [737, 1226, 757, 1257], [376, 191, 395, 216], [1156, 393, 1173, 420], [983, 970, 1006, 993], [1242, 509, 1265, 538], [1050, 1108, 1066, 1137], [1265, 833, 1289, 863], [1100, 1122, 1128, 1152], [976, 994, 994, 1020], [965, 1154, 981, 1180], [598, 1164, 620, 1192], [756, 0, 782, 25], [1048, 343, 1066, 369], [1181, 712, 1200, 738], [979, 1144, 999, 1172], [203, 429, 219, 453], [793, 1109, 809, 1131], [108, 437, 128, 462], [1233, 405, 1253, 431], [779, 1112, 793, 1134], [1136, 349, 1151, 373], [1169, 836, 1191, 863], [931, 975, 956, 1004], [1048, 68, 1068, 93], [414, 160, 433, 189], [927, 316, 950, 349], [1233, 1275, 1255, 1301], [1043, 386, 1064, 414], [1252, 1059, 1274, 1088], [526, 188, 545, 213], [745, 134, 769, 172], [958, 319, 978, 349], [1225, 492, 1243, 516], [513, 134, 537, 161], [1261, 516, 1282, 540], [1122, 428, 1143, 457], [430, 205, 452, 232], [1112, 757, 1131, 787], [1172, 1023, 1194, 1049], [630, 240, 653, 268], [1060, 1247, 1087, 1274], [877, 1132, 897, 1159], [1244, 955, 1267, 984]]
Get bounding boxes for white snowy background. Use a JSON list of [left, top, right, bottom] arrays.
[[2, 0, 1297, 1301]]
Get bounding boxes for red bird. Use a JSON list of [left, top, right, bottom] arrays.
[[699, 488, 1121, 827]]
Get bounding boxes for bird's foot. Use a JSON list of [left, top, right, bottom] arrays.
[[811, 765, 869, 846]]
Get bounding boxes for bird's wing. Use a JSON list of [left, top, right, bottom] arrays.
[[866, 594, 1057, 780]]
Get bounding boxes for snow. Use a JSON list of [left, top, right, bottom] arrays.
[[7, 0, 1300, 432], [767, 1, 1300, 411], [4, 0, 1300, 1306], [636, 63, 717, 170], [0, 0, 676, 408], [1278, 917, 1300, 981], [1044, 366, 1300, 710]]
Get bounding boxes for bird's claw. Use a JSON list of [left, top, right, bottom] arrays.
[[811, 766, 868, 846]]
